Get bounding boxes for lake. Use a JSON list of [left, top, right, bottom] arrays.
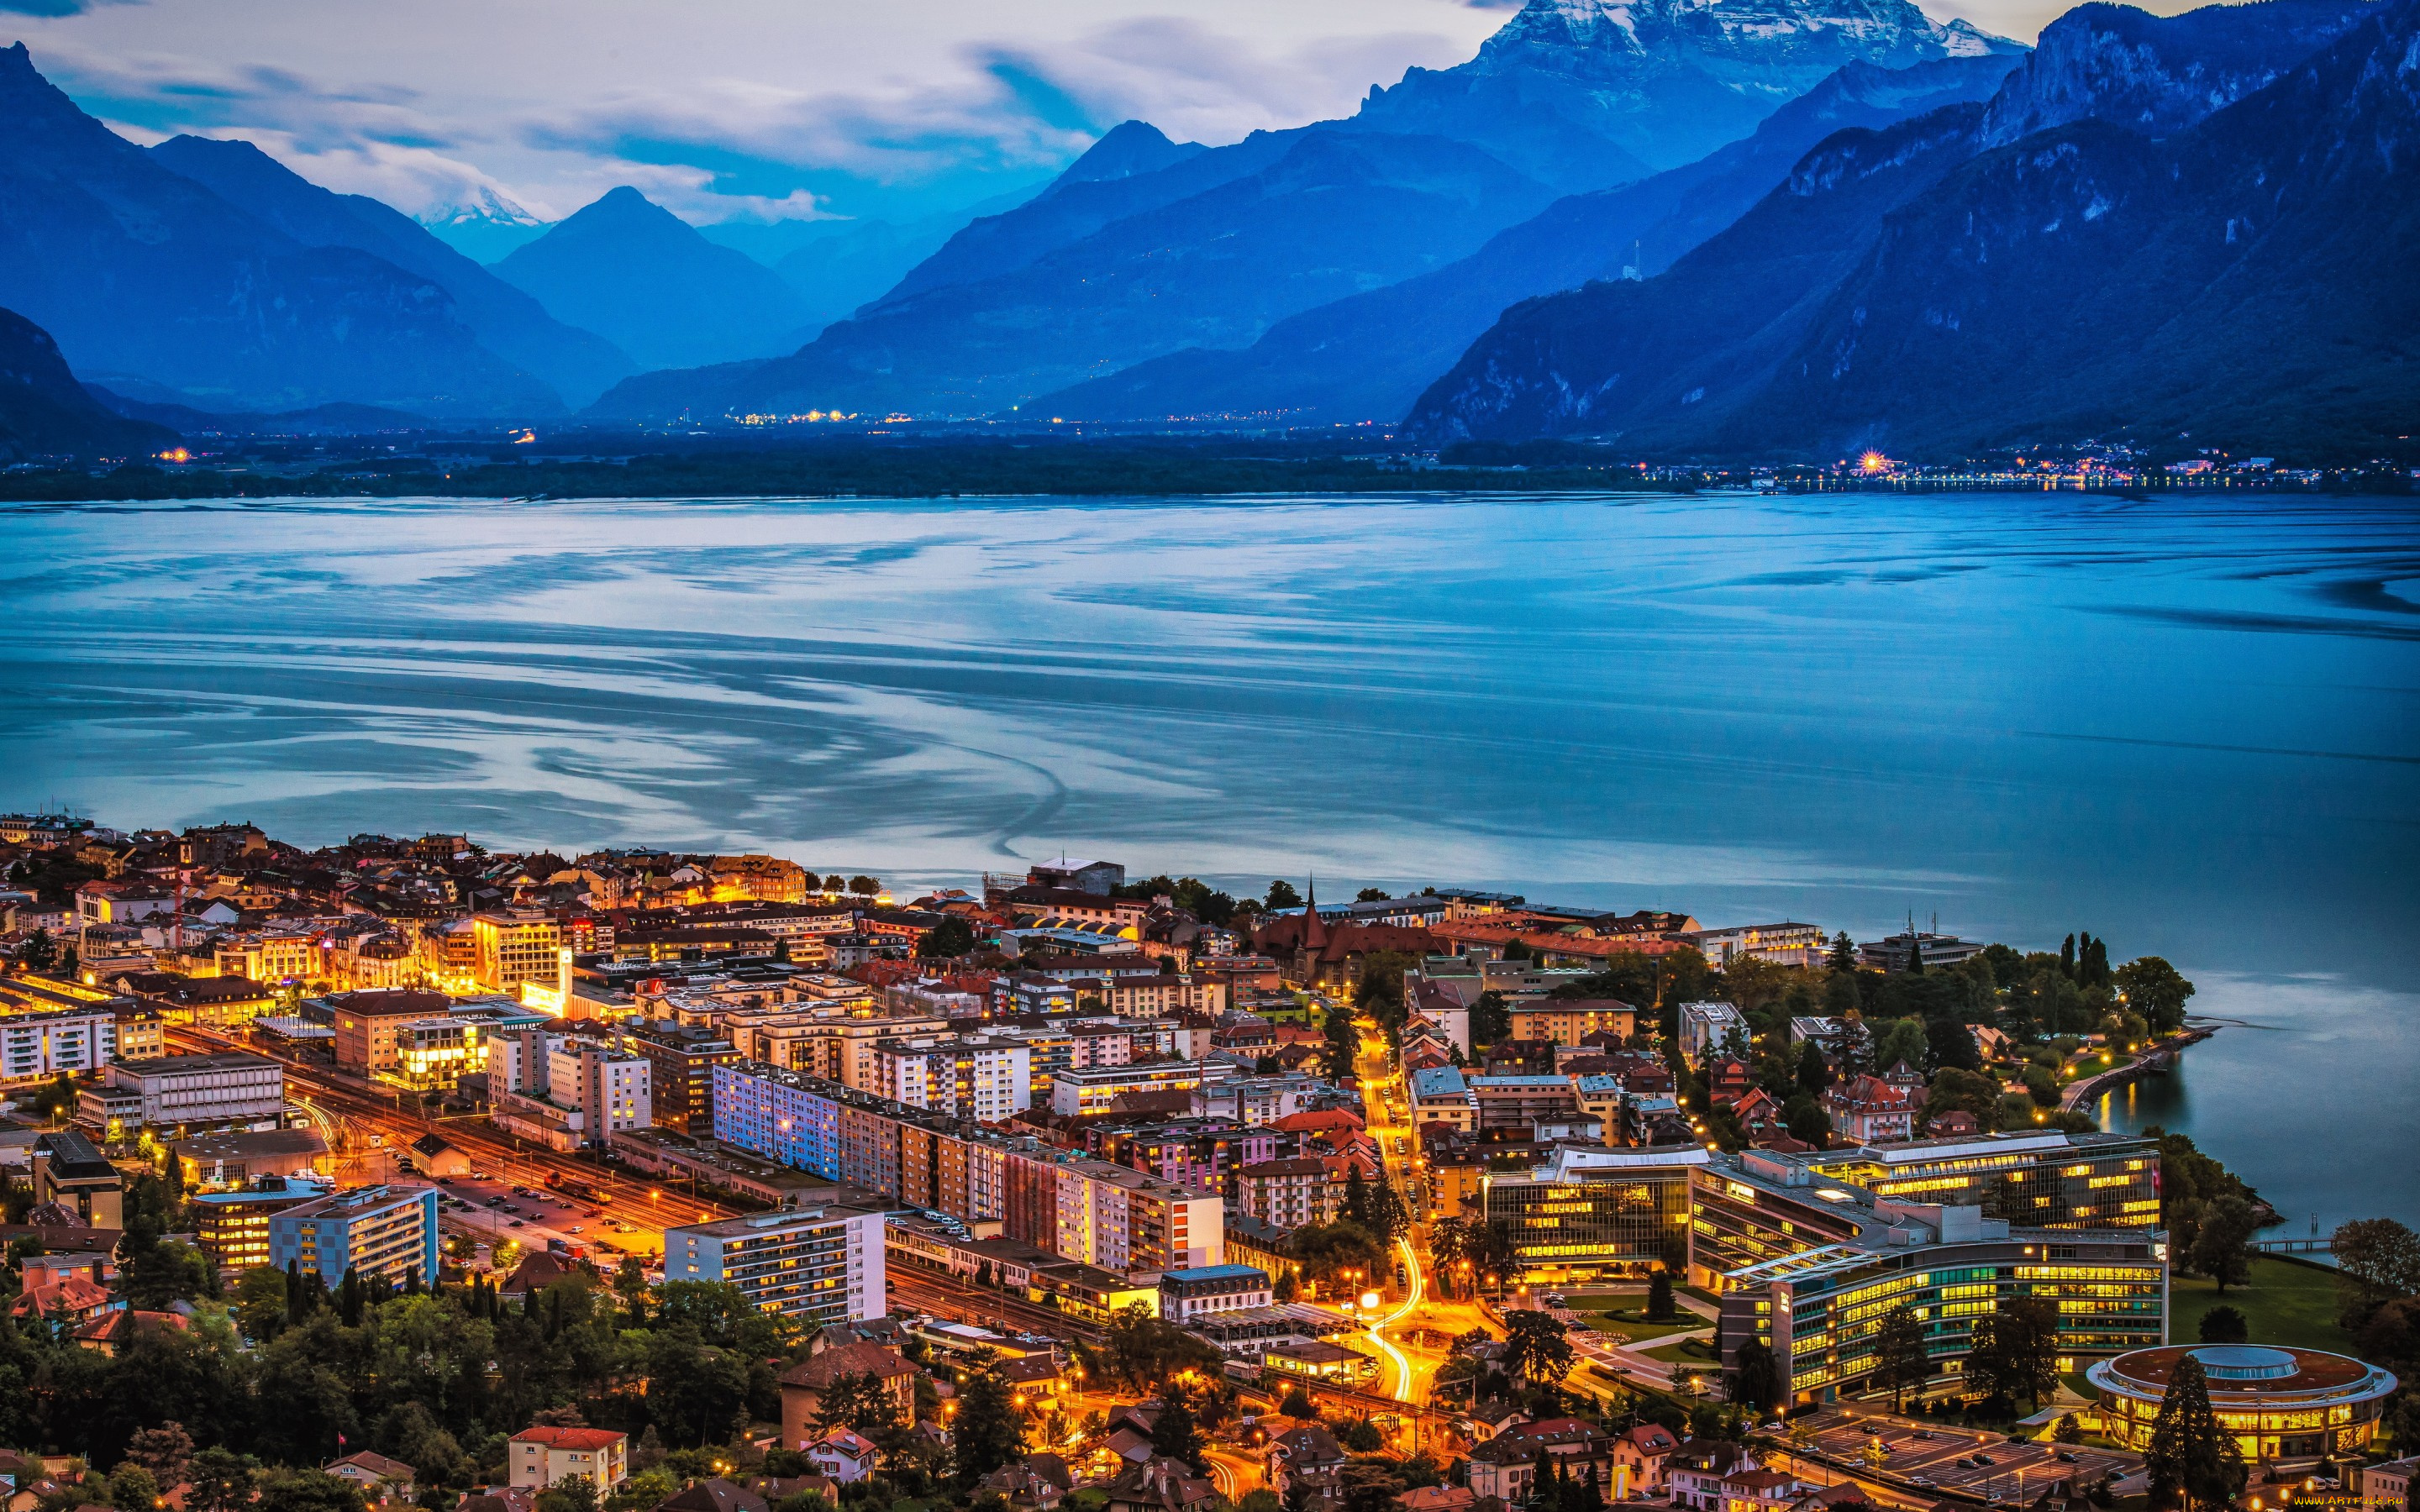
[[2, 489, 2413, 1226]]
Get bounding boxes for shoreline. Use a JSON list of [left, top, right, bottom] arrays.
[[2058, 1021, 2218, 1113]]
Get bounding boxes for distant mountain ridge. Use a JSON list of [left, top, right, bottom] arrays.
[[0, 305, 176, 458], [1401, 0, 2407, 457], [0, 43, 556, 416], [495, 186, 815, 371], [1034, 51, 2023, 425], [149, 135, 637, 408], [589, 0, 2017, 423]]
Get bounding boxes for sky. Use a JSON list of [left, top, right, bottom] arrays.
[[6, 0, 2104, 233]]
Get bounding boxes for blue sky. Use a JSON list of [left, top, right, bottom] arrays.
[[3, 0, 2088, 229]]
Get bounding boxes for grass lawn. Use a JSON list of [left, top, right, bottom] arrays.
[[1644, 1335, 1722, 1364], [2170, 1257, 2353, 1352], [1561, 1294, 1698, 1344]]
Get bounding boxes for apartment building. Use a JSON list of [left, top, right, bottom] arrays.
[[620, 1021, 739, 1135], [1049, 1061, 1206, 1117], [268, 1184, 441, 1284], [508, 1429, 629, 1493], [871, 1034, 1030, 1121], [1508, 999, 1639, 1047], [663, 1205, 886, 1322], [1235, 1157, 1339, 1231], [0, 997, 118, 1084]]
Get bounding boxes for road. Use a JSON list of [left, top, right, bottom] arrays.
[[176, 1024, 736, 1266]]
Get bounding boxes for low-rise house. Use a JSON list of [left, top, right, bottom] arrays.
[[1820, 1074, 1918, 1143], [324, 1452, 418, 1504], [506, 1427, 628, 1492], [1613, 1424, 1679, 1491], [1400, 1490, 1476, 1512], [655, 1479, 766, 1512], [778, 1341, 919, 1449], [1103, 1457, 1217, 1512], [1467, 1419, 1618, 1504], [976, 1459, 1071, 1512], [806, 1428, 877, 1483], [1668, 1441, 1760, 1512], [1266, 1423, 1346, 1506]]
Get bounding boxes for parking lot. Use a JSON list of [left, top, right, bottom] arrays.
[[1787, 1405, 2138, 1500], [424, 1169, 665, 1270]]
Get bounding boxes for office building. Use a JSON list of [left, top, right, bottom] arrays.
[[1050, 1061, 1205, 1117], [662, 1205, 886, 1323], [471, 912, 560, 994], [96, 1051, 283, 1131], [395, 1019, 475, 1089], [1677, 923, 1828, 969], [1696, 1152, 2166, 1405], [871, 1033, 1030, 1121], [327, 990, 454, 1078], [1481, 1146, 1708, 1284], [2087, 1346, 2397, 1463], [1805, 1131, 2163, 1231], [1676, 1001, 1748, 1062], [491, 1029, 651, 1150], [267, 1184, 441, 1285]]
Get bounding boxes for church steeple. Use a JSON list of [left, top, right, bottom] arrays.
[[1302, 875, 1328, 950]]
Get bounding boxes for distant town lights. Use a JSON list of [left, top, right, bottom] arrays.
[[1858, 450, 1893, 475]]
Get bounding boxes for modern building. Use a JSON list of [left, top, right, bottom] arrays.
[[508, 1428, 629, 1492], [2087, 1345, 2399, 1462], [92, 1051, 285, 1131], [1697, 1152, 2166, 1405], [1507, 1000, 1639, 1047], [1480, 1146, 1708, 1284], [1050, 1061, 1206, 1117], [471, 912, 561, 994], [661, 1205, 887, 1323], [1159, 1264, 1271, 1323], [1805, 1131, 2163, 1231], [1676, 1001, 1748, 1063], [267, 1184, 441, 1285], [1857, 931, 1986, 974], [871, 1033, 1031, 1121], [490, 1029, 652, 1150], [1233, 1158, 1339, 1231], [32, 1128, 123, 1226], [191, 1174, 334, 1270], [327, 989, 455, 1078], [1678, 924, 1828, 969], [0, 998, 118, 1084]]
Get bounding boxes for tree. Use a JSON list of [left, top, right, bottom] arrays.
[[1874, 1305, 1930, 1411], [127, 1422, 197, 1487], [2197, 1306, 2249, 1344], [816, 1370, 897, 1433], [1280, 1386, 1317, 1420], [2190, 1197, 2258, 1293], [1781, 1094, 1831, 1148], [847, 874, 881, 895], [1150, 1380, 1205, 1468], [110, 1464, 164, 1512], [1470, 990, 1512, 1049], [1923, 1017, 1978, 1073], [951, 1357, 1026, 1485], [255, 1470, 369, 1512], [2144, 1356, 2245, 1512], [2115, 958, 2196, 1035], [1342, 1167, 1372, 1231], [2054, 1414, 2084, 1444], [1870, 1018, 1927, 1075], [1794, 1041, 1830, 1097], [1502, 1310, 1574, 1385], [18, 927, 56, 973], [1968, 1296, 2060, 1410], [1355, 888, 1388, 902], [535, 1477, 600, 1512], [919, 916, 977, 958], [1829, 933, 1858, 971], [1728, 1339, 1782, 1413], [2333, 1218, 2420, 1326], [1646, 1270, 1677, 1323], [185, 1451, 256, 1512], [1266, 880, 1303, 911], [1336, 1459, 1407, 1512]]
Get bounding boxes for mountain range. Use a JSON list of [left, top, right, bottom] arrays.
[[589, 0, 2015, 422], [1402, 0, 2412, 457], [1035, 51, 2023, 425], [0, 304, 173, 459]]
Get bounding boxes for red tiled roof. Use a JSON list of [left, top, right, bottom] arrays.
[[511, 1427, 624, 1450]]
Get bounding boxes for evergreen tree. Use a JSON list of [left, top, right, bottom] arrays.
[[2060, 934, 2078, 979], [1795, 1041, 1830, 1097], [1874, 1305, 1930, 1411], [1343, 1167, 1372, 1231], [2145, 1356, 2245, 1512], [951, 1358, 1027, 1485], [1646, 1271, 1676, 1323], [1828, 932, 1856, 972], [338, 1267, 364, 1327], [1149, 1380, 1204, 1469], [1728, 1339, 1782, 1413]]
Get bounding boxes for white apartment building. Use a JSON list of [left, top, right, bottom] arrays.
[[663, 1205, 886, 1322], [489, 1028, 650, 1149], [1677, 1000, 1749, 1063], [0, 1004, 117, 1084], [871, 1034, 1030, 1121]]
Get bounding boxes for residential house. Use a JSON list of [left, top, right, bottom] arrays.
[[507, 1427, 628, 1492], [807, 1429, 878, 1483], [1266, 1423, 1347, 1507], [779, 1341, 919, 1450], [1821, 1074, 1918, 1144], [1102, 1458, 1217, 1512], [1667, 1441, 1760, 1512], [324, 1452, 418, 1504], [1466, 1419, 1620, 1504], [1612, 1425, 1680, 1492]]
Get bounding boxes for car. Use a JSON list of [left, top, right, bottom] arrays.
[[2054, 1452, 2079, 1464], [509, 1220, 524, 1228], [1909, 1431, 1933, 1441], [1544, 1293, 1567, 1308], [485, 1196, 505, 1206], [584, 1208, 603, 1218], [568, 1225, 583, 1233], [1973, 1455, 1996, 1467], [2006, 1434, 2028, 1445]]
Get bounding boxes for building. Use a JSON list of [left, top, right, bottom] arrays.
[[1857, 932, 1986, 974], [491, 1030, 653, 1150], [267, 1184, 441, 1285], [1805, 1131, 2162, 1231], [393, 1018, 476, 1090], [1507, 1000, 1638, 1047], [191, 1175, 334, 1270], [1818, 1074, 1918, 1143], [98, 1052, 283, 1131], [174, 1128, 329, 1189], [508, 1428, 629, 1492], [871, 1034, 1031, 1121], [623, 1021, 741, 1135], [780, 1341, 921, 1448], [33, 1128, 123, 1226], [1050, 1062, 1206, 1117], [1467, 1420, 1625, 1504], [1676, 1001, 1748, 1063], [1480, 1147, 1708, 1284], [662, 1205, 886, 1324], [1407, 1066, 1475, 1131], [0, 998, 118, 1084], [2089, 1345, 2398, 1463], [471, 913, 561, 994], [1158, 1264, 1271, 1323], [2360, 1457, 2417, 1512], [1235, 1158, 1339, 1231], [1696, 1152, 2166, 1404], [1679, 924, 1828, 969], [328, 990, 456, 1078]]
